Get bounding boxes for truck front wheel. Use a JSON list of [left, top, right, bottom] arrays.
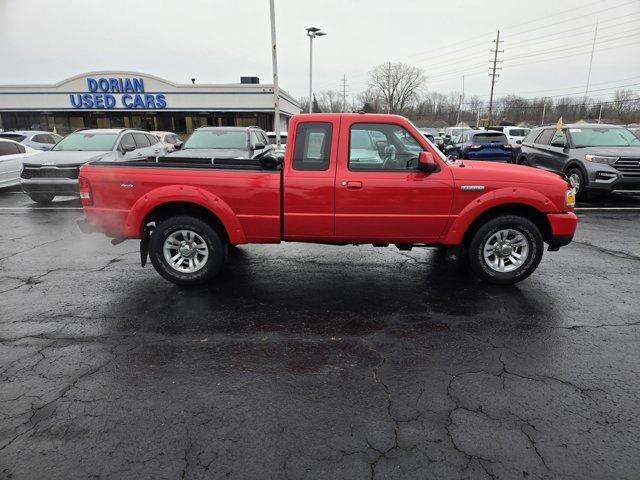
[[149, 215, 227, 285], [467, 215, 543, 285]]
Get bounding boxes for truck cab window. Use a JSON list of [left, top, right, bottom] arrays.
[[292, 122, 332, 171], [349, 123, 422, 171]]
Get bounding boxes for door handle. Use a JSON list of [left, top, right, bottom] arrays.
[[345, 181, 363, 189]]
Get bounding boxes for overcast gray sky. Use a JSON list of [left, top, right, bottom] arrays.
[[0, 0, 638, 103]]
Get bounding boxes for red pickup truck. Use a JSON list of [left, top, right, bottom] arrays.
[[78, 113, 577, 285]]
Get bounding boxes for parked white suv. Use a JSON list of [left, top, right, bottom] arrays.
[[486, 126, 531, 146]]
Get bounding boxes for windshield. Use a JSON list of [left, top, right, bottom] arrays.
[[184, 130, 248, 149], [53, 132, 118, 151], [569, 127, 640, 147]]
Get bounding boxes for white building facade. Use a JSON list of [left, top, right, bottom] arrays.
[[0, 71, 300, 135]]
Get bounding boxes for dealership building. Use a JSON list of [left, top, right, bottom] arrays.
[[0, 71, 301, 136]]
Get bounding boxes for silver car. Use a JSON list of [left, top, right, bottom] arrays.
[[20, 128, 166, 203], [0, 130, 63, 151]]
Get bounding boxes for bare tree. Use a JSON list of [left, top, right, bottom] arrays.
[[316, 90, 343, 112], [613, 88, 638, 122], [367, 62, 426, 115]]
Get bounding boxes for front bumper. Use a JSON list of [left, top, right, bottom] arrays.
[[20, 178, 79, 196], [546, 212, 578, 251], [587, 174, 640, 194]]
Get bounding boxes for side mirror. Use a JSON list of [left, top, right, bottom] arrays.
[[259, 153, 283, 169], [174, 141, 183, 150], [551, 139, 566, 148], [121, 144, 135, 153], [417, 151, 438, 172], [516, 139, 522, 145], [252, 143, 266, 150]]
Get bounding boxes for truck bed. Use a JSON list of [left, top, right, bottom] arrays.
[[80, 158, 282, 243]]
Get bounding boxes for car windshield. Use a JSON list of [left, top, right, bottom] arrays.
[[53, 132, 118, 151], [184, 130, 248, 149], [0, 133, 27, 142], [569, 127, 640, 147]]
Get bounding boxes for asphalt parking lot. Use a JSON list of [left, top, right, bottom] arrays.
[[1, 189, 639, 480]]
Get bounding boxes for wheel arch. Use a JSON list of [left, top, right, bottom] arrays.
[[143, 201, 232, 245], [461, 203, 552, 246], [124, 185, 247, 244]]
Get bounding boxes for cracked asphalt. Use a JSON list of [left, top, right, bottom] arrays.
[[1, 189, 639, 480]]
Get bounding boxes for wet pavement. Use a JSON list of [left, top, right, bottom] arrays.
[[1, 189, 639, 480]]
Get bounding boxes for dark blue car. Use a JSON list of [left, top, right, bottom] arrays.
[[445, 129, 513, 162]]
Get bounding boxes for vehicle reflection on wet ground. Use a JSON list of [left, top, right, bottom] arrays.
[[1, 189, 639, 480]]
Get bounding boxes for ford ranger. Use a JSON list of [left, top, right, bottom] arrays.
[[77, 113, 578, 286]]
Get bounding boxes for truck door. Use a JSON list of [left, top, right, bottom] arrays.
[[283, 118, 339, 240], [334, 119, 454, 243]]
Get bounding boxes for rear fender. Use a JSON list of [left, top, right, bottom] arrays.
[[441, 187, 556, 245], [123, 185, 247, 244]]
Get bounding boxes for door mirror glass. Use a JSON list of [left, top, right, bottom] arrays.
[[551, 139, 565, 148], [252, 143, 265, 150], [174, 141, 183, 150], [122, 143, 135, 153], [516, 139, 522, 145], [417, 151, 437, 172]]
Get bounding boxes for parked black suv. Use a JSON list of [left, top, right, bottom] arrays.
[[167, 126, 274, 161], [515, 124, 640, 198]]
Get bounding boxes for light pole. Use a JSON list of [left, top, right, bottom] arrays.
[[306, 26, 326, 113], [269, 0, 281, 146]]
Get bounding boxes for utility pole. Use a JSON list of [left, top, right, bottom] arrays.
[[597, 103, 603, 124], [455, 75, 465, 126], [340, 74, 348, 112], [488, 30, 503, 125], [541, 101, 547, 125], [585, 21, 598, 98], [269, 0, 281, 146]]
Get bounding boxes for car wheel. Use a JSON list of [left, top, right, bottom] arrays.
[[29, 193, 55, 204], [467, 215, 543, 285], [149, 215, 227, 285], [566, 167, 587, 200]]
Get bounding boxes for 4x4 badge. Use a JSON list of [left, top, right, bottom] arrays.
[[461, 185, 485, 191]]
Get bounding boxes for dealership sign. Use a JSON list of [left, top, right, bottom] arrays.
[[69, 77, 166, 109]]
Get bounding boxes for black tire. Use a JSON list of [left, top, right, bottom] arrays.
[[566, 167, 587, 200], [29, 193, 55, 204], [148, 215, 227, 285], [467, 215, 544, 285]]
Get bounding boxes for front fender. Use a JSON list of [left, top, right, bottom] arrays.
[[440, 186, 558, 245], [123, 184, 247, 244]]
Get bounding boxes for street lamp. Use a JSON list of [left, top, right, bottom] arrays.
[[306, 26, 326, 113]]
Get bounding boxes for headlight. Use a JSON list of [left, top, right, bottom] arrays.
[[565, 188, 576, 208], [585, 154, 618, 164]]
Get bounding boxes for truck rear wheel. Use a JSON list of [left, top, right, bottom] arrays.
[[149, 215, 227, 285], [467, 215, 543, 285]]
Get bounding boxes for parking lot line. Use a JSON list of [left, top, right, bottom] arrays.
[[575, 207, 640, 211], [0, 207, 83, 210]]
